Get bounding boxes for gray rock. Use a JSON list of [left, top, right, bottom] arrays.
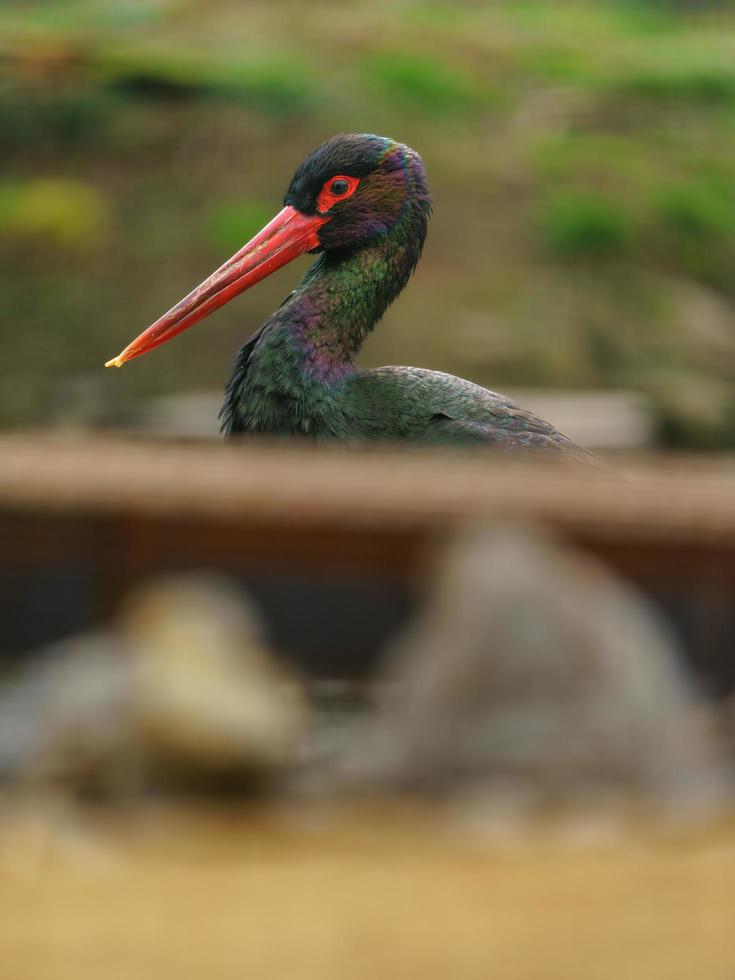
[[343, 525, 729, 815]]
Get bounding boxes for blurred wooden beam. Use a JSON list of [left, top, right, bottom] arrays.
[[1, 434, 735, 544]]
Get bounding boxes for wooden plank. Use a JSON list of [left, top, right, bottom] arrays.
[[1, 435, 735, 545]]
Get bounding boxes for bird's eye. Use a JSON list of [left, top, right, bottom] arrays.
[[316, 174, 360, 213]]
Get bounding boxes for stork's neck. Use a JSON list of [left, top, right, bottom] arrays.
[[274, 219, 425, 380], [221, 208, 427, 435]]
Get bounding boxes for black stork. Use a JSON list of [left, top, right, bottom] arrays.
[[106, 133, 588, 457]]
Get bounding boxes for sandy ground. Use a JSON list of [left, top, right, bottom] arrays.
[[0, 801, 733, 980]]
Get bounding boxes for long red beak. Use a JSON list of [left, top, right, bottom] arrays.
[[105, 205, 329, 368]]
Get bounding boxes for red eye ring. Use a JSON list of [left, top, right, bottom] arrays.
[[316, 174, 360, 213]]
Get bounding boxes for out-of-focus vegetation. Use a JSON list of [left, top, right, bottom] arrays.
[[1, 0, 735, 445]]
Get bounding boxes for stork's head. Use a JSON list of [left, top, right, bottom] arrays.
[[106, 134, 430, 367]]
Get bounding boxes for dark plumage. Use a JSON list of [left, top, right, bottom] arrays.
[[219, 134, 586, 457]]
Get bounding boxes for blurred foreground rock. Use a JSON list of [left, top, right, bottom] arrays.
[[0, 576, 306, 799], [338, 525, 730, 817]]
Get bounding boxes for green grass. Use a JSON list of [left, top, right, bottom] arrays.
[[398, 2, 468, 29], [537, 191, 635, 259], [0, 0, 165, 32], [522, 47, 594, 83], [94, 47, 319, 115], [532, 134, 663, 194], [654, 180, 735, 239], [217, 58, 318, 116], [0, 81, 121, 149], [205, 200, 276, 254], [616, 65, 735, 105], [0, 179, 109, 246], [362, 52, 487, 115]]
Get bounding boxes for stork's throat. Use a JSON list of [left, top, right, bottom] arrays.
[[278, 225, 424, 379]]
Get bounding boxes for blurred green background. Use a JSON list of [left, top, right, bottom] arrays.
[[2, 0, 735, 446]]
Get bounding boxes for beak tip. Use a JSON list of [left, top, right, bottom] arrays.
[[105, 355, 125, 368]]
